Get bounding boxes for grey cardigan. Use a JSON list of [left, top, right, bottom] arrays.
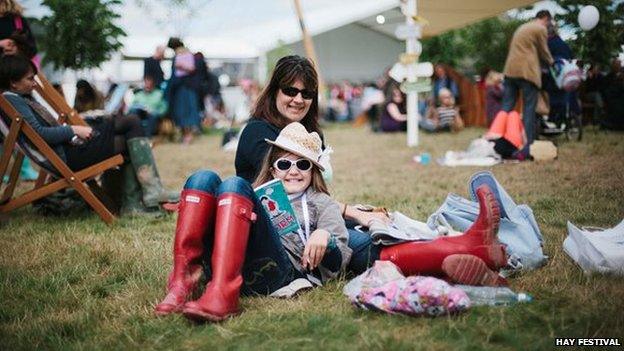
[[281, 188, 352, 283], [3, 91, 74, 162]]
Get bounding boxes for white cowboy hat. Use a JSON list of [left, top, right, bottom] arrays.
[[265, 122, 325, 171]]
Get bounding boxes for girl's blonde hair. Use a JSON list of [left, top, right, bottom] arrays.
[[0, 0, 23, 15], [252, 146, 329, 195]]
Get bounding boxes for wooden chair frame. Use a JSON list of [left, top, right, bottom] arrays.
[[0, 73, 123, 224]]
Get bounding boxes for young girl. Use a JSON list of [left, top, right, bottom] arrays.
[[379, 83, 407, 132], [155, 122, 351, 322], [420, 88, 463, 132]]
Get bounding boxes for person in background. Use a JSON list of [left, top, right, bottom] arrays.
[[129, 75, 167, 136], [0, 0, 36, 62], [360, 81, 385, 132], [202, 61, 223, 125], [432, 64, 459, 103], [166, 37, 200, 144], [501, 10, 554, 160], [0, 0, 39, 181], [485, 71, 504, 126], [544, 21, 579, 127], [582, 63, 604, 124], [379, 82, 407, 132], [420, 88, 463, 133], [600, 58, 624, 130], [144, 45, 165, 88], [74, 79, 105, 113], [0, 55, 178, 211]]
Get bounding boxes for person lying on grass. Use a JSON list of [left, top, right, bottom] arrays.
[[155, 122, 352, 322]]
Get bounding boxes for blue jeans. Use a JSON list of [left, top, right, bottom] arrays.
[[502, 77, 538, 155], [347, 226, 381, 275], [184, 170, 298, 295]]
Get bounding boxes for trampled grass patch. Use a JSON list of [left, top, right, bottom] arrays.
[[1, 125, 623, 350]]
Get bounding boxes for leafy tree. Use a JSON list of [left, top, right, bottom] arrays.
[[40, 0, 126, 70], [557, 0, 624, 67], [460, 17, 523, 73], [420, 30, 466, 68], [420, 16, 522, 74]]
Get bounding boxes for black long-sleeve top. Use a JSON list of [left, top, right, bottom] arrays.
[[235, 119, 281, 183]]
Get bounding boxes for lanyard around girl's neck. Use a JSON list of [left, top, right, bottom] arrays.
[[289, 191, 310, 244]]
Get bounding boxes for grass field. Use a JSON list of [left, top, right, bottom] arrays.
[[1, 125, 623, 350]]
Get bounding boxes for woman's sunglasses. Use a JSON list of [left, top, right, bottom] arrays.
[[280, 86, 316, 100], [273, 158, 313, 172]]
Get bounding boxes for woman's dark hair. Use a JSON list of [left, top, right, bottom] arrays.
[[251, 55, 320, 134], [0, 54, 37, 91], [167, 37, 184, 50]]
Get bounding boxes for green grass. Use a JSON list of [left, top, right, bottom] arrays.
[[1, 125, 623, 350]]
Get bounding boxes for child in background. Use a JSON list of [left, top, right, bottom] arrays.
[[420, 88, 463, 133], [155, 122, 351, 322], [128, 75, 167, 136]]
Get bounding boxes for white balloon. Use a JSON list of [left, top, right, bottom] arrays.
[[578, 5, 600, 31]]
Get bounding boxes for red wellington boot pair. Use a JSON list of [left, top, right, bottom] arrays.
[[380, 185, 507, 286], [154, 189, 256, 322]]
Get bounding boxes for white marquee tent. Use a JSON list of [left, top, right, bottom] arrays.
[[21, 0, 544, 83]]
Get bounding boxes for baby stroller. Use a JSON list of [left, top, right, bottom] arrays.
[[538, 58, 583, 141]]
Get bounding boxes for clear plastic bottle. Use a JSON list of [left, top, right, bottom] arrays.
[[455, 285, 533, 306]]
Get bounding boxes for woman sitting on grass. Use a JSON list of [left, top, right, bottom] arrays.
[[379, 83, 407, 132], [155, 122, 352, 322], [0, 55, 178, 211]]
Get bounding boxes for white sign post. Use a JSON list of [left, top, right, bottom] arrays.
[[399, 0, 420, 147]]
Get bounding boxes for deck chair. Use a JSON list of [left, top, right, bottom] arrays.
[[33, 73, 87, 126], [0, 91, 124, 224]]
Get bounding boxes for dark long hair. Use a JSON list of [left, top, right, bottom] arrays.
[[0, 54, 36, 91], [251, 55, 320, 134]]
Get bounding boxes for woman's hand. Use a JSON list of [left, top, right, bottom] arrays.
[[345, 205, 391, 227], [1, 39, 17, 55], [302, 229, 330, 270], [71, 125, 94, 140], [0, 38, 13, 49]]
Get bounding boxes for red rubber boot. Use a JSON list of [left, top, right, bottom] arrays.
[[155, 189, 216, 315], [183, 193, 256, 322], [379, 185, 506, 276]]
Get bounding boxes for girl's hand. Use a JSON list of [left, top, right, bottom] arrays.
[[71, 125, 93, 140], [302, 229, 330, 270]]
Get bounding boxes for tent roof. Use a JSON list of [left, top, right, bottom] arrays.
[[24, 0, 541, 59], [357, 0, 538, 39]]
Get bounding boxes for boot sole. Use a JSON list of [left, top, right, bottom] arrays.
[[183, 307, 239, 323], [154, 304, 183, 316], [442, 254, 502, 286]]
